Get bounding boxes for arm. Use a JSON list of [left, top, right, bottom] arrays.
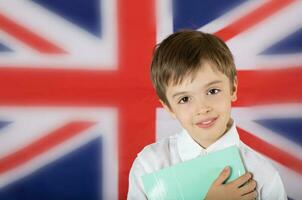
[[127, 158, 148, 200]]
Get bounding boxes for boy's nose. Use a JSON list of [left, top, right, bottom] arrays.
[[195, 101, 212, 115]]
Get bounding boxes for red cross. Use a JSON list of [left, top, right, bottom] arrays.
[[0, 0, 301, 199]]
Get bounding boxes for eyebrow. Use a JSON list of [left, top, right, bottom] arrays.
[[172, 91, 188, 98], [171, 80, 222, 99], [204, 80, 223, 88]]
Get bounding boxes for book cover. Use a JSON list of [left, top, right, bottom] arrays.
[[141, 145, 246, 200]]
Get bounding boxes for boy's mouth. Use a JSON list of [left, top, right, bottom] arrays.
[[195, 117, 218, 128]]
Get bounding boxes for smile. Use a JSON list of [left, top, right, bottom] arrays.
[[195, 117, 218, 129]]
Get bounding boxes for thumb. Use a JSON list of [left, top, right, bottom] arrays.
[[213, 166, 231, 185]]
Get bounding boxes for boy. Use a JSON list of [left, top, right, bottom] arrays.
[[128, 30, 287, 199]]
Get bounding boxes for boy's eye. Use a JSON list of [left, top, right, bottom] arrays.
[[207, 88, 221, 95], [178, 96, 190, 104]]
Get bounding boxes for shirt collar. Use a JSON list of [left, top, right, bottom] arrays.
[[177, 121, 240, 162]]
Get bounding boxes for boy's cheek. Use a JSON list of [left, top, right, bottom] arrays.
[[209, 95, 234, 106], [180, 106, 195, 116], [174, 109, 191, 121], [217, 105, 229, 111]]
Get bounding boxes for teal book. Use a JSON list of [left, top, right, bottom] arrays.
[[141, 145, 246, 200]]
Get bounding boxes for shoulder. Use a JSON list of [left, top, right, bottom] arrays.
[[239, 142, 287, 199], [127, 135, 179, 200], [239, 142, 278, 178], [136, 134, 178, 172]]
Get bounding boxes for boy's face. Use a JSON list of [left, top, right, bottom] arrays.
[[162, 62, 237, 148]]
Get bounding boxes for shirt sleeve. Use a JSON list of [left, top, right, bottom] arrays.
[[127, 157, 148, 200], [261, 172, 287, 200]]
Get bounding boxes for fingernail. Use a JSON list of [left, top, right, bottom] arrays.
[[224, 166, 230, 171]]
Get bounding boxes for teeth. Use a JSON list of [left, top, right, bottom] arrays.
[[201, 120, 213, 125]]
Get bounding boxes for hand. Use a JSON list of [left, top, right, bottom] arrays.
[[205, 167, 257, 200]]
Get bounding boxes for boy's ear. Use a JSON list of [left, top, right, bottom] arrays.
[[231, 78, 238, 102], [159, 100, 176, 119]]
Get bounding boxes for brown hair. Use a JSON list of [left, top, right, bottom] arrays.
[[150, 30, 237, 107]]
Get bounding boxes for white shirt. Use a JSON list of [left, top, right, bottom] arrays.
[[127, 122, 287, 200]]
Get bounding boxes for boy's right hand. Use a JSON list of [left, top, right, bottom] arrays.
[[205, 167, 257, 200]]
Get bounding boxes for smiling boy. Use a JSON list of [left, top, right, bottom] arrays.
[[127, 30, 287, 199]]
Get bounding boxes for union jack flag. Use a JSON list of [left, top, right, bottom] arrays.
[[0, 0, 301, 199]]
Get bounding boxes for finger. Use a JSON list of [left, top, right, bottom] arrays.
[[213, 166, 231, 185], [239, 180, 257, 195], [230, 172, 252, 187], [240, 190, 258, 200]]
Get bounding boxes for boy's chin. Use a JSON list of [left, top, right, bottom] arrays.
[[191, 130, 223, 148]]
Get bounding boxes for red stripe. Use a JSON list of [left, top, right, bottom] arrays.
[[238, 127, 302, 175], [117, 0, 156, 198], [0, 68, 124, 106], [235, 67, 302, 106], [0, 121, 95, 174], [215, 0, 295, 41], [0, 13, 66, 54]]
